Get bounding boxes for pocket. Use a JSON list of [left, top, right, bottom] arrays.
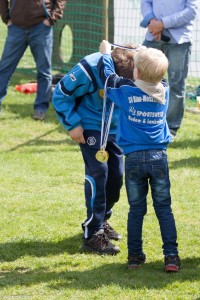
[[152, 162, 168, 178], [125, 164, 140, 181]]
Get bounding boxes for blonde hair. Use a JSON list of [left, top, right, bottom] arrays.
[[134, 48, 168, 83], [111, 44, 137, 80]]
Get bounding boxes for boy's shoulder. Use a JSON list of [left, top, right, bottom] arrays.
[[81, 52, 102, 67], [116, 77, 136, 88]]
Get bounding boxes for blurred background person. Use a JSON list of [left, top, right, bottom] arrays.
[[0, 0, 67, 120]]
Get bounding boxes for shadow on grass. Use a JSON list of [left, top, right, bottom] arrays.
[[0, 234, 83, 262], [6, 126, 77, 152], [0, 233, 199, 290], [169, 156, 200, 169], [0, 257, 199, 290], [169, 135, 200, 150], [1, 101, 79, 151], [2, 102, 59, 125]]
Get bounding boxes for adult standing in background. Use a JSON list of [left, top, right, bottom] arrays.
[[0, 0, 67, 120], [140, 0, 198, 139]]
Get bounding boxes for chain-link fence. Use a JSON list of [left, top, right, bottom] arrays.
[[0, 0, 199, 88]]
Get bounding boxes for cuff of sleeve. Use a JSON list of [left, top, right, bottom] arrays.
[[69, 122, 82, 131], [140, 13, 155, 28], [161, 17, 173, 29], [161, 17, 170, 29]]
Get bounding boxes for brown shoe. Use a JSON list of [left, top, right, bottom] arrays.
[[83, 229, 120, 255], [103, 220, 122, 240]]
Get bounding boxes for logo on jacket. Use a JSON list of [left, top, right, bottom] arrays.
[[99, 89, 104, 99], [70, 73, 76, 81], [87, 136, 96, 146]]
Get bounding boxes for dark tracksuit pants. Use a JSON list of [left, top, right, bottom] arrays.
[[80, 130, 124, 238]]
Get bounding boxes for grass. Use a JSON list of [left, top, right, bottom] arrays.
[[0, 73, 200, 300]]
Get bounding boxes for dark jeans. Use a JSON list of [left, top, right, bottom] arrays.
[[143, 40, 191, 133], [80, 130, 124, 238], [125, 149, 178, 256]]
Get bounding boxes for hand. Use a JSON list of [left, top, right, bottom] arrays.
[[99, 40, 111, 55], [7, 20, 12, 26], [154, 32, 162, 41], [69, 126, 86, 144], [148, 19, 164, 35], [43, 18, 51, 26]]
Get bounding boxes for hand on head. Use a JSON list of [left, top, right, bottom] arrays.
[[99, 40, 111, 55]]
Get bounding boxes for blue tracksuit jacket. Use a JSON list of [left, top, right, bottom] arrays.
[[52, 52, 119, 134]]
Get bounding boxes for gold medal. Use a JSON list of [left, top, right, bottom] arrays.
[[95, 149, 109, 162]]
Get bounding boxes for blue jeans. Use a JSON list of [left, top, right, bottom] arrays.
[[80, 130, 124, 238], [143, 40, 191, 133], [0, 22, 53, 112], [125, 150, 178, 256]]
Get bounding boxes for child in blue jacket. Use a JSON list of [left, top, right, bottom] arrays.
[[52, 45, 136, 255], [98, 40, 180, 272]]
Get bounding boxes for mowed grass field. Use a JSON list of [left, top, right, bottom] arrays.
[[0, 73, 200, 299]]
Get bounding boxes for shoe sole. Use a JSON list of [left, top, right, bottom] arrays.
[[128, 256, 146, 269], [165, 265, 180, 272], [33, 117, 45, 121], [128, 265, 143, 269], [82, 245, 120, 255], [128, 261, 146, 269]]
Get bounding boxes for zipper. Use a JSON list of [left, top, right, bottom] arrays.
[[42, 0, 50, 18], [9, 0, 16, 18]]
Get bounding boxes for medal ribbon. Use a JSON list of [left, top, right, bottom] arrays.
[[110, 43, 145, 51], [99, 42, 143, 150], [100, 75, 114, 150]]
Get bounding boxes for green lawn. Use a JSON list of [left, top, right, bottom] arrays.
[[0, 74, 200, 300]]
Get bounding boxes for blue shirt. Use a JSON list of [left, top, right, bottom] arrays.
[[140, 0, 198, 44], [98, 54, 171, 154]]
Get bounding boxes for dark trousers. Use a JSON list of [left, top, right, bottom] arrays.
[[80, 130, 124, 238]]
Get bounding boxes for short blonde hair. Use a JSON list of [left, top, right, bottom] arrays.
[[111, 44, 137, 80], [134, 48, 168, 83]]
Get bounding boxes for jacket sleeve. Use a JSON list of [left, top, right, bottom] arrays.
[[97, 54, 120, 86], [140, 0, 198, 29], [140, 0, 155, 28], [0, 0, 9, 24], [48, 0, 67, 25], [161, 0, 198, 29], [52, 63, 93, 131], [162, 79, 169, 109], [97, 54, 123, 107]]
